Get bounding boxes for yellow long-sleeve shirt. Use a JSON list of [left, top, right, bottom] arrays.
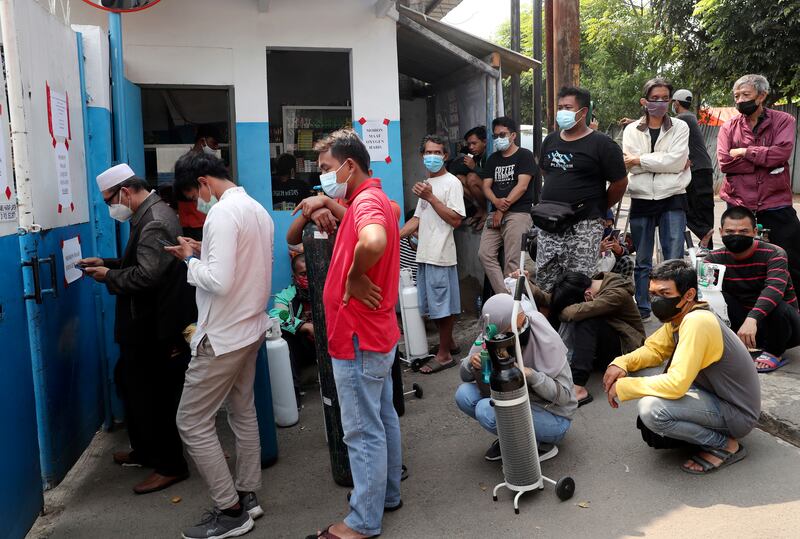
[[611, 306, 724, 402]]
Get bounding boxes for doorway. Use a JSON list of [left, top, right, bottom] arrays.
[[266, 49, 352, 212]]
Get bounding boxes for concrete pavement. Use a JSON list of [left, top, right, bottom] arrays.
[[28, 316, 800, 539]]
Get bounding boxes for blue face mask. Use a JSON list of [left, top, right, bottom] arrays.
[[423, 154, 444, 173], [196, 182, 218, 214], [556, 109, 579, 130], [319, 161, 350, 200], [494, 135, 511, 152]]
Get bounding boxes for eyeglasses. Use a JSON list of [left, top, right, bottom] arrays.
[[491, 133, 509, 140], [103, 187, 122, 206]]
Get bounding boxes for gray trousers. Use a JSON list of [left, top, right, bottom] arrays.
[[478, 211, 533, 295]]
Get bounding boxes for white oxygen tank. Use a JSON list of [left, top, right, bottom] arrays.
[[400, 268, 428, 358], [265, 317, 299, 427]]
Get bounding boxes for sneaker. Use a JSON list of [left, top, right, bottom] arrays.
[[484, 439, 502, 461], [538, 443, 559, 463], [239, 491, 263, 520], [182, 508, 254, 539]]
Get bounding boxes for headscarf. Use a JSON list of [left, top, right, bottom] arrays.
[[481, 293, 568, 379]]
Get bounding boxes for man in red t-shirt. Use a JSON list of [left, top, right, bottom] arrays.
[[309, 130, 401, 539]]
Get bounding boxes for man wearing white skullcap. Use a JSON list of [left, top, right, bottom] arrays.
[[79, 163, 197, 495]]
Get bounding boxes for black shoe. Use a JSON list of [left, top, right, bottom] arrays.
[[484, 439, 502, 461]]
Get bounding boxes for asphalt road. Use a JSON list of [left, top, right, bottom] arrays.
[[31, 325, 800, 539]]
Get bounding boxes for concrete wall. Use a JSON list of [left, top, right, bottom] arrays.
[[70, 0, 404, 294], [399, 97, 428, 213]]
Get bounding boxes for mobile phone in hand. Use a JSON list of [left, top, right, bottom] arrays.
[[157, 238, 177, 247], [610, 229, 621, 240]]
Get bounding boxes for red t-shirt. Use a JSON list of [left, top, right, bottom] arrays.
[[324, 179, 400, 359], [177, 200, 207, 228]]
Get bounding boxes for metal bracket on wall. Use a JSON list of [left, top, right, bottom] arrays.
[[22, 255, 59, 304]]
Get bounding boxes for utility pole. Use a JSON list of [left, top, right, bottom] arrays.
[[545, 0, 554, 131], [551, 0, 580, 116], [510, 0, 521, 126], [533, 0, 543, 202]]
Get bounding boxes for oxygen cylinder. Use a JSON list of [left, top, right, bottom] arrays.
[[302, 222, 352, 487], [399, 268, 428, 358], [488, 332, 541, 490], [265, 318, 299, 427]]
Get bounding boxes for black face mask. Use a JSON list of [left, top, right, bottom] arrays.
[[517, 323, 531, 348], [736, 99, 759, 116], [722, 234, 754, 254], [651, 295, 684, 323]]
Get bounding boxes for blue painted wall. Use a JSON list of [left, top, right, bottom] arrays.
[[235, 120, 406, 301], [0, 233, 43, 539]]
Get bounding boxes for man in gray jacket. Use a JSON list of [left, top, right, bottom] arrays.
[[454, 293, 577, 461], [81, 164, 196, 495]]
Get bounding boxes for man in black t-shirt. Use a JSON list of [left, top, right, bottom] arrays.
[[478, 116, 536, 294], [537, 87, 628, 292], [449, 126, 489, 229], [272, 153, 313, 211]]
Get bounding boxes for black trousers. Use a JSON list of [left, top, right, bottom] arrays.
[[754, 206, 800, 290], [723, 292, 800, 356], [570, 318, 623, 386], [283, 330, 317, 396], [115, 340, 189, 476], [686, 169, 715, 248]]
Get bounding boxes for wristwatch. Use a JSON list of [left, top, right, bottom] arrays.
[[184, 255, 196, 265]]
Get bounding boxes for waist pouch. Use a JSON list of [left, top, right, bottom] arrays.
[[531, 200, 589, 233]]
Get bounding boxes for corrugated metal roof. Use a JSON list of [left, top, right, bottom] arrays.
[[422, 0, 461, 19], [396, 4, 538, 84]]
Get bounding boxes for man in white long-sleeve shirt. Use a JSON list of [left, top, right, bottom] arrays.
[[168, 152, 274, 539]]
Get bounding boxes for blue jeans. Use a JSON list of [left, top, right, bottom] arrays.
[[630, 209, 687, 316], [454, 383, 571, 445], [637, 386, 730, 449], [331, 337, 401, 536]]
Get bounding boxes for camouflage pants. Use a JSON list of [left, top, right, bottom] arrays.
[[535, 218, 605, 292]]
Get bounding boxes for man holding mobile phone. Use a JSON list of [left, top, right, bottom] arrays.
[[79, 163, 197, 495]]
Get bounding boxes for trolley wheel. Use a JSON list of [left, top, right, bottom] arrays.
[[514, 508, 519, 515], [555, 476, 575, 501], [492, 495, 498, 502], [410, 358, 426, 372], [413, 383, 423, 398]]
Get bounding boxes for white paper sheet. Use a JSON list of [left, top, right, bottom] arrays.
[[362, 121, 389, 162], [0, 121, 16, 222], [50, 89, 69, 139], [62, 236, 83, 284], [55, 142, 73, 212]]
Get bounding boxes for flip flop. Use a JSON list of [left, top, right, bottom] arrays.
[[419, 357, 456, 375], [755, 352, 788, 373], [681, 444, 747, 475], [306, 525, 341, 539], [577, 394, 594, 408]]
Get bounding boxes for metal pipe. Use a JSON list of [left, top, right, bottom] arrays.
[[109, 12, 128, 164], [545, 0, 554, 131], [510, 0, 521, 125], [533, 0, 543, 202]]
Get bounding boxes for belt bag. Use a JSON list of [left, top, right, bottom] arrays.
[[531, 200, 587, 233]]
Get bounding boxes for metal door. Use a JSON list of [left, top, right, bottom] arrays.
[[0, 35, 43, 539], [1, 0, 105, 487]]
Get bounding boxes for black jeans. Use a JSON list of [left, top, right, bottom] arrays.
[[686, 169, 715, 248], [723, 292, 800, 356], [754, 206, 800, 289], [570, 318, 623, 386], [115, 340, 189, 476], [283, 329, 317, 397]]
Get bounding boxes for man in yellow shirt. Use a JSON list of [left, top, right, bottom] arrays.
[[603, 260, 761, 475]]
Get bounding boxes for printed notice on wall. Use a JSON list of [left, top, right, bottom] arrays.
[[62, 236, 83, 284], [0, 126, 16, 222], [362, 120, 389, 162], [55, 142, 74, 213], [49, 90, 69, 139]]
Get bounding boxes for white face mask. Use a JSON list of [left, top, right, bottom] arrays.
[[108, 189, 133, 222], [196, 182, 218, 214], [202, 144, 217, 156]]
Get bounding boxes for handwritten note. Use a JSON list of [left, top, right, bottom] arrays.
[[55, 142, 73, 212], [50, 90, 69, 139], [62, 236, 83, 284]]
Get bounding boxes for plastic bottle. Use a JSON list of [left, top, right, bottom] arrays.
[[481, 324, 498, 384]]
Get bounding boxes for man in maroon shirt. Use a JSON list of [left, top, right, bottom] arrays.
[[309, 130, 401, 539], [717, 74, 800, 289], [706, 206, 800, 372]]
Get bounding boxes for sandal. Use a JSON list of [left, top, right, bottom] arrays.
[[306, 524, 341, 539], [577, 394, 594, 408], [681, 444, 747, 475], [419, 357, 456, 375], [754, 352, 788, 373]]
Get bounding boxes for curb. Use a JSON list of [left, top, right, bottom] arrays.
[[758, 411, 800, 448]]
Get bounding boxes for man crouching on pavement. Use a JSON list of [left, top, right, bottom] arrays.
[[603, 259, 761, 475]]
